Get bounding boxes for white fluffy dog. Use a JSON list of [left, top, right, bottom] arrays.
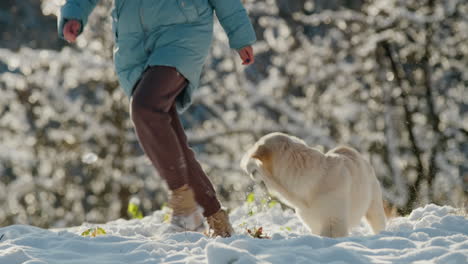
[[241, 132, 386, 237]]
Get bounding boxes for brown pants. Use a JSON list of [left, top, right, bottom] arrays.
[[130, 66, 220, 217]]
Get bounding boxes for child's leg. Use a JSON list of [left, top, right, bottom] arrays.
[[168, 106, 221, 217], [130, 66, 189, 190], [169, 105, 233, 238]]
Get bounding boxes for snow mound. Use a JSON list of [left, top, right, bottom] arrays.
[[0, 204, 466, 264]]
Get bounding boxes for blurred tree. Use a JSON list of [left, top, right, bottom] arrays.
[[0, 0, 64, 50]]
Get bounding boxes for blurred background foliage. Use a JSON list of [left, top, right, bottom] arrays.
[[0, 0, 466, 228]]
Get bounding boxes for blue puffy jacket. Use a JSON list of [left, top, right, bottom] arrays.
[[58, 0, 256, 112]]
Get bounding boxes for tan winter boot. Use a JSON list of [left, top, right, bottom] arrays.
[[206, 209, 234, 237], [169, 184, 204, 231]]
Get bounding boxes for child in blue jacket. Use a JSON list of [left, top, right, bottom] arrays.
[[58, 0, 256, 237]]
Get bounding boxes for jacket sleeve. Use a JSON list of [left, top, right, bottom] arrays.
[[208, 0, 256, 50], [57, 0, 100, 39]]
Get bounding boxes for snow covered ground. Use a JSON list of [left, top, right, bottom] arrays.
[[0, 204, 466, 264]]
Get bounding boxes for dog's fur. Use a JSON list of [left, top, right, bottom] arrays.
[[241, 132, 386, 237]]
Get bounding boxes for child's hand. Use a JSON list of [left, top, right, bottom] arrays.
[[63, 20, 81, 43], [238, 46, 254, 65]]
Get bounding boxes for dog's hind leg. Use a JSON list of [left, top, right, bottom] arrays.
[[365, 191, 387, 234]]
